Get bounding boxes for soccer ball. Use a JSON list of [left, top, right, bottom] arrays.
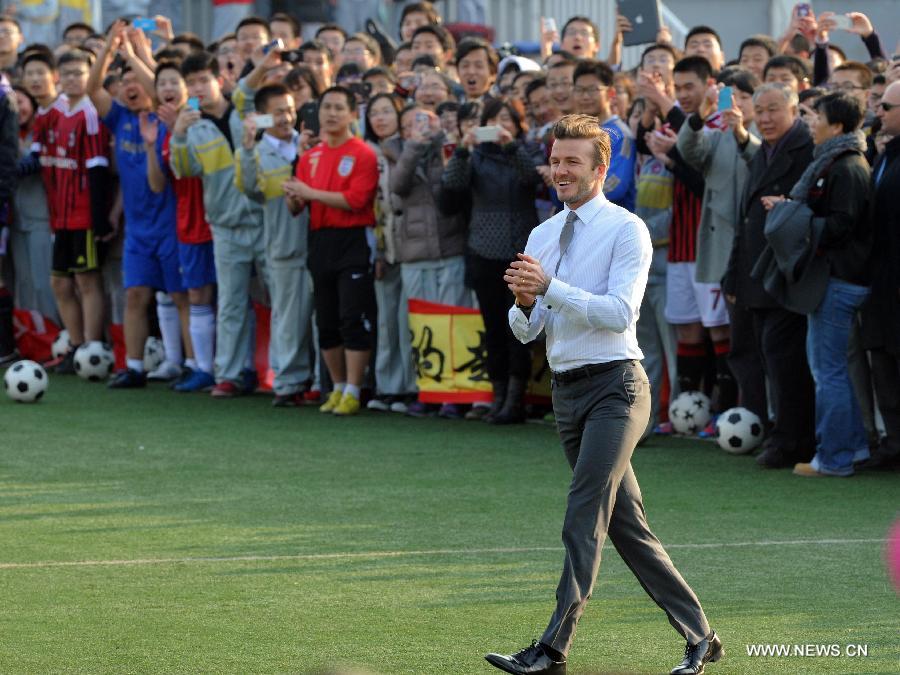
[[668, 391, 712, 435], [74, 341, 114, 381], [51, 329, 71, 360], [4, 360, 48, 402], [715, 407, 764, 454], [143, 336, 165, 372]]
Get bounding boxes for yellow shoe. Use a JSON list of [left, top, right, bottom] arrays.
[[332, 391, 361, 416], [319, 389, 344, 413]]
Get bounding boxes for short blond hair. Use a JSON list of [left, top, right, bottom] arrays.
[[551, 114, 611, 169]]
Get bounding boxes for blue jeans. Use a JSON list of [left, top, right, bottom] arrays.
[[806, 278, 870, 475]]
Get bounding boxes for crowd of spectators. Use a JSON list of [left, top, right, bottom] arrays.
[[0, 1, 897, 477]]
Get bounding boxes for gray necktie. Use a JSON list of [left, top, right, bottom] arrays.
[[555, 210, 578, 274]]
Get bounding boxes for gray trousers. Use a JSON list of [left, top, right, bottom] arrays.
[[269, 259, 313, 395], [541, 360, 710, 657], [636, 273, 676, 437], [374, 262, 416, 395], [211, 225, 268, 385], [9, 225, 57, 321], [400, 255, 473, 308]]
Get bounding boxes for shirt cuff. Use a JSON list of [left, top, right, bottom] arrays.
[[542, 278, 569, 312]]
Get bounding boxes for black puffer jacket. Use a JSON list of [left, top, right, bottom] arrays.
[[441, 139, 544, 261]]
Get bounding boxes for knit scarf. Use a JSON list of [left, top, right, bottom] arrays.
[[790, 130, 866, 202]]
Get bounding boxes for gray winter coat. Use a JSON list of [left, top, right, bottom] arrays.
[[677, 116, 759, 283], [384, 134, 466, 264]]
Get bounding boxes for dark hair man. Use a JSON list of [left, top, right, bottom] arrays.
[[283, 86, 379, 417]]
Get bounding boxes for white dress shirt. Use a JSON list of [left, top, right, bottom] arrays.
[[508, 191, 652, 372]]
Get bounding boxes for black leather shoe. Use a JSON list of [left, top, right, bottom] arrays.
[[670, 631, 724, 674], [755, 446, 794, 469], [485, 641, 566, 674]]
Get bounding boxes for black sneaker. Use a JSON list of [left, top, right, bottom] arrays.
[[0, 350, 20, 367], [240, 368, 259, 394], [272, 392, 303, 407], [108, 369, 147, 389], [54, 350, 77, 375]]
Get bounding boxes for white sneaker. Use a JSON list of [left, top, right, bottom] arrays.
[[147, 361, 182, 381], [367, 396, 391, 412], [389, 399, 409, 414]]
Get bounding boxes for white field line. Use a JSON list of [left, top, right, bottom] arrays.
[[0, 538, 886, 571]]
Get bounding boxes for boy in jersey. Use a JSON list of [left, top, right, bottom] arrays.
[[283, 86, 378, 416], [142, 60, 218, 393], [662, 56, 734, 414], [573, 59, 636, 211], [169, 49, 276, 397], [88, 21, 190, 388], [29, 50, 110, 373], [236, 84, 313, 407]]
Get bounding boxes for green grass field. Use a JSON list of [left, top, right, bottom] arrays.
[[1, 375, 897, 674]]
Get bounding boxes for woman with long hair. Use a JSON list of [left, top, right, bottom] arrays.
[[441, 98, 545, 423], [364, 93, 418, 413]]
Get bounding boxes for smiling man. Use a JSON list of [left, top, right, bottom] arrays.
[[236, 84, 313, 407], [489, 114, 721, 675], [89, 21, 189, 388]]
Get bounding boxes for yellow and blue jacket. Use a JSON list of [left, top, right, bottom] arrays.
[[235, 133, 308, 263], [168, 79, 261, 230]]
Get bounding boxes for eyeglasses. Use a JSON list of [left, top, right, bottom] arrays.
[[563, 29, 593, 39], [880, 101, 898, 112], [546, 81, 573, 91], [573, 85, 606, 96], [827, 82, 866, 92]]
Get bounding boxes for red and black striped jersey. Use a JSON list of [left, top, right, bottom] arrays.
[[32, 95, 109, 232], [667, 179, 703, 263]]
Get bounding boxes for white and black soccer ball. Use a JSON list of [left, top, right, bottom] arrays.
[[51, 329, 71, 360], [74, 341, 114, 381], [4, 360, 48, 403], [715, 407, 764, 454], [143, 336, 165, 372], [668, 391, 712, 435]]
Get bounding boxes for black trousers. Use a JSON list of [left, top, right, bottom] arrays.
[[870, 349, 900, 457], [542, 361, 710, 657], [727, 301, 768, 425], [751, 306, 815, 458], [308, 228, 376, 351], [466, 254, 531, 381]]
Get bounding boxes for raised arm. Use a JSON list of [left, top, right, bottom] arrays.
[[120, 26, 158, 100], [139, 112, 167, 193], [87, 20, 126, 118]]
